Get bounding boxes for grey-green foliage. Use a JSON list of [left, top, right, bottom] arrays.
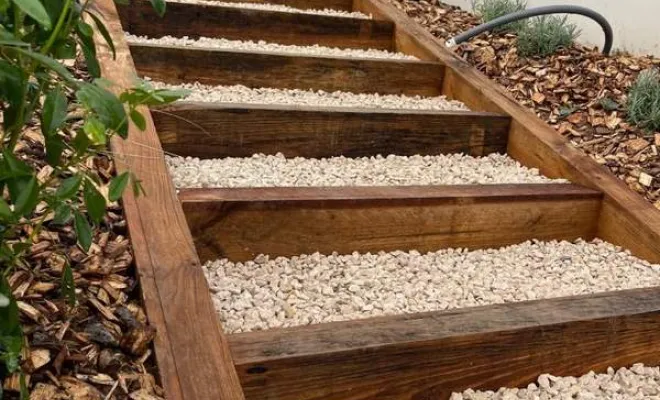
[[472, 0, 527, 32], [516, 15, 579, 57], [627, 69, 660, 132]]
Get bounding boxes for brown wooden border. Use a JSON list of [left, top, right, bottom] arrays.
[[94, 1, 245, 399]]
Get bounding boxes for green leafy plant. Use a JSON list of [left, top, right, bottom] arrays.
[[516, 15, 579, 57], [627, 69, 660, 132], [472, 0, 527, 32], [0, 0, 187, 395]]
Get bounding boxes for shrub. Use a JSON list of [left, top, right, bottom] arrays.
[[516, 15, 579, 57], [472, 0, 527, 32], [627, 69, 660, 132], [0, 0, 186, 392]]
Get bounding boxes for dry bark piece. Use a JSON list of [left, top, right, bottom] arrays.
[[29, 383, 68, 400], [120, 326, 157, 356], [61, 376, 104, 400]]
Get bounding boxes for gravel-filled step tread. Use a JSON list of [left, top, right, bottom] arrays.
[[126, 34, 417, 61], [170, 0, 371, 19], [153, 102, 510, 159], [167, 153, 560, 188], [118, 0, 394, 50], [131, 43, 444, 96], [206, 239, 660, 332], [150, 81, 469, 111]]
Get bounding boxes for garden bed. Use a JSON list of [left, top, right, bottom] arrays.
[[389, 0, 660, 209]]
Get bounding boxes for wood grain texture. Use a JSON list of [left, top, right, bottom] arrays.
[[352, 0, 660, 263], [118, 1, 394, 50], [206, 0, 354, 11], [153, 102, 510, 158], [179, 184, 601, 262], [130, 44, 444, 96], [229, 287, 660, 400], [95, 2, 245, 399]]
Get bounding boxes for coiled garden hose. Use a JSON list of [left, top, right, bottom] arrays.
[[445, 5, 614, 55]]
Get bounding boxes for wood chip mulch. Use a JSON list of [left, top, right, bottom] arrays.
[[390, 0, 660, 209], [2, 62, 164, 400]]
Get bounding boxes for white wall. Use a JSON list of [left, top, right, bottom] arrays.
[[442, 0, 660, 56]]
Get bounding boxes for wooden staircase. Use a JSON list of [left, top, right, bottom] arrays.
[[93, 0, 660, 399]]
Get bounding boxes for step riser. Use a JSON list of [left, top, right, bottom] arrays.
[[179, 185, 601, 262], [154, 103, 510, 159], [119, 2, 394, 50], [131, 44, 444, 95]]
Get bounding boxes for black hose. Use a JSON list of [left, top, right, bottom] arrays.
[[445, 5, 613, 55]]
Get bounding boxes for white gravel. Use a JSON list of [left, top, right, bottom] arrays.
[[169, 0, 372, 19], [167, 153, 563, 188], [452, 364, 660, 399], [148, 81, 470, 111], [204, 239, 660, 333], [126, 34, 418, 61]]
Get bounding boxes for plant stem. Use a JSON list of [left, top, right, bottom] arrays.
[[41, 0, 74, 55]]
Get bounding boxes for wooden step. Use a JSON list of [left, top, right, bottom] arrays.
[[229, 287, 660, 400], [178, 184, 601, 262], [215, 0, 354, 11], [154, 102, 510, 158], [118, 1, 394, 50], [130, 44, 444, 95]]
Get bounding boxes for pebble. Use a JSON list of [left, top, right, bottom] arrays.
[[452, 364, 660, 399], [126, 34, 418, 61], [169, 0, 372, 19], [203, 239, 660, 333], [167, 153, 563, 188], [147, 80, 471, 111]]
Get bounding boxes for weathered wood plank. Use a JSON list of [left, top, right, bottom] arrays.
[[130, 44, 444, 96], [352, 0, 660, 263], [118, 1, 394, 50], [229, 287, 660, 400], [210, 0, 354, 11], [179, 184, 601, 262], [153, 102, 510, 158], [95, 2, 245, 399]]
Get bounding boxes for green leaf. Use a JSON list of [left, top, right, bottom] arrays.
[[83, 117, 107, 145], [149, 0, 166, 17], [76, 22, 100, 78], [83, 180, 106, 223], [74, 211, 92, 251], [11, 0, 52, 29], [87, 11, 116, 59], [108, 172, 130, 202], [14, 176, 38, 216], [0, 275, 22, 373], [76, 83, 128, 137], [0, 197, 14, 222], [0, 0, 10, 13], [45, 135, 66, 166], [56, 174, 82, 199], [53, 38, 77, 59], [61, 263, 76, 307], [0, 26, 29, 47], [130, 108, 146, 130], [53, 203, 72, 225], [13, 48, 75, 84], [72, 129, 91, 155], [42, 87, 68, 136]]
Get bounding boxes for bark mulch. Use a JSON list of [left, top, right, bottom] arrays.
[[390, 0, 660, 209], [2, 62, 163, 400]]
